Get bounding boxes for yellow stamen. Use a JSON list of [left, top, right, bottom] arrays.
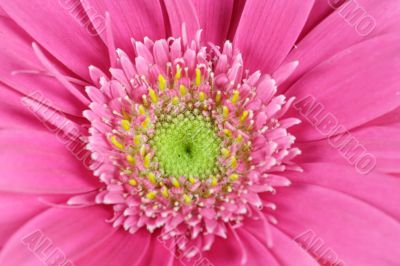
[[240, 111, 249, 122], [231, 90, 240, 104], [222, 106, 229, 119], [195, 68, 201, 86], [138, 105, 146, 115], [148, 88, 158, 103], [171, 177, 180, 188], [179, 84, 187, 96], [199, 92, 205, 102], [142, 116, 150, 128], [175, 65, 182, 80], [161, 187, 169, 198], [236, 135, 243, 142], [215, 91, 222, 104], [134, 135, 141, 145], [183, 194, 192, 204], [229, 174, 239, 182], [146, 191, 157, 200], [224, 129, 232, 137], [121, 119, 130, 131], [188, 176, 196, 184], [211, 176, 218, 186], [147, 172, 157, 184], [231, 157, 237, 169], [126, 154, 135, 165], [221, 148, 231, 158], [143, 154, 151, 168], [158, 74, 167, 91], [128, 179, 137, 186], [110, 135, 124, 150], [172, 96, 179, 105]]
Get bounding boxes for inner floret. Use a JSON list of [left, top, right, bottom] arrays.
[[151, 111, 221, 179]]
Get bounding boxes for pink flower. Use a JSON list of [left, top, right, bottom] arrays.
[[0, 1, 399, 266]]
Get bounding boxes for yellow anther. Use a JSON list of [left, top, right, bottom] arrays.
[[161, 187, 169, 198], [215, 91, 222, 104], [221, 148, 231, 158], [222, 106, 229, 119], [195, 68, 201, 86], [110, 135, 124, 150], [236, 135, 243, 142], [121, 119, 130, 131], [188, 176, 197, 184], [146, 191, 157, 200], [126, 154, 136, 165], [229, 174, 239, 182], [231, 90, 240, 104], [158, 74, 167, 91], [138, 105, 146, 115], [224, 129, 232, 137], [199, 92, 205, 102], [142, 116, 150, 128], [231, 157, 238, 169], [134, 135, 141, 145], [171, 177, 180, 188], [147, 172, 157, 184], [183, 194, 192, 204], [240, 111, 249, 122], [140, 145, 146, 156], [172, 96, 179, 105], [211, 176, 218, 187], [179, 84, 187, 96], [148, 88, 158, 103], [175, 65, 182, 80], [128, 179, 137, 186], [143, 154, 151, 168]]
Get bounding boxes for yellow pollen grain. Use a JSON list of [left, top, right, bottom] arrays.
[[199, 92, 205, 102], [172, 96, 179, 105], [121, 119, 130, 131], [215, 91, 222, 104], [229, 174, 239, 182], [188, 176, 197, 184], [224, 129, 232, 137], [231, 90, 240, 104], [128, 179, 137, 186], [134, 135, 141, 145], [146, 191, 157, 200], [110, 135, 124, 150], [161, 187, 169, 198], [142, 116, 150, 128], [222, 106, 229, 118], [126, 154, 136, 165], [138, 105, 146, 115], [175, 65, 182, 80], [171, 177, 180, 188], [158, 74, 167, 91], [231, 157, 238, 169], [195, 68, 201, 86], [183, 194, 192, 204], [221, 148, 231, 158], [148, 88, 158, 103], [179, 84, 187, 96], [147, 172, 157, 184], [236, 135, 243, 142], [211, 176, 218, 187], [143, 154, 151, 168], [240, 111, 249, 122]]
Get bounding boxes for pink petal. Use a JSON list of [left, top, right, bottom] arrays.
[[74, 229, 151, 266], [298, 126, 400, 174], [283, 0, 400, 89], [0, 16, 86, 116], [0, 0, 108, 80], [273, 183, 400, 265], [287, 34, 400, 141], [192, 0, 234, 45], [81, 0, 166, 54], [234, 0, 314, 73], [0, 130, 100, 194], [0, 206, 113, 266], [163, 0, 200, 40]]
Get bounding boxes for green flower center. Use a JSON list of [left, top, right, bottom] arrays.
[[151, 111, 221, 179]]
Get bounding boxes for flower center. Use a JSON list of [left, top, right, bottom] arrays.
[[151, 111, 221, 179]]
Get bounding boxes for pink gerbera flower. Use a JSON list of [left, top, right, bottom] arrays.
[[1, 1, 399, 265]]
